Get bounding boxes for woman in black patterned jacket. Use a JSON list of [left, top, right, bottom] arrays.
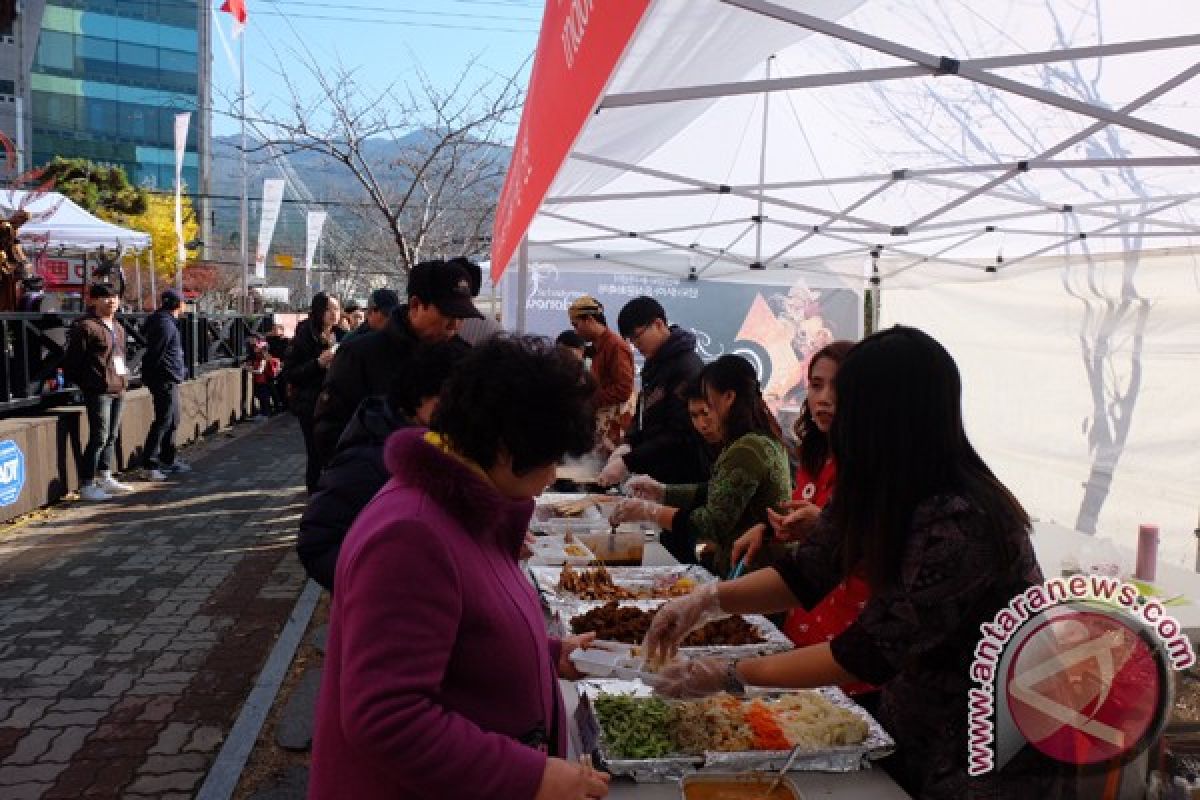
[[642, 326, 1076, 800]]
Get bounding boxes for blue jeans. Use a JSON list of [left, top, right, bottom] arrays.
[[142, 381, 180, 468], [82, 393, 125, 483]]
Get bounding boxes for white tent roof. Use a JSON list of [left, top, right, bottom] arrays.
[[498, 0, 1199, 287], [1, 189, 152, 251]]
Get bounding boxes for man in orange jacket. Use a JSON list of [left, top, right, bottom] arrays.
[[567, 295, 634, 456]]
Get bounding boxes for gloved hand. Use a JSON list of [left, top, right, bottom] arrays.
[[654, 656, 739, 699], [596, 445, 631, 487], [625, 474, 665, 502], [609, 498, 663, 525], [730, 523, 766, 570], [642, 581, 726, 666]]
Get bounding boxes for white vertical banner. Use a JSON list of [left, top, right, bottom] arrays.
[[254, 179, 285, 281], [304, 211, 327, 289], [173, 112, 191, 272]]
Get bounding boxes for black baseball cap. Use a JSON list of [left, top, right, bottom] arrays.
[[88, 283, 118, 299], [368, 287, 400, 313], [407, 260, 483, 320], [161, 288, 184, 309]]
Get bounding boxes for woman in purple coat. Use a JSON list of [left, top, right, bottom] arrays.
[[309, 336, 610, 800]]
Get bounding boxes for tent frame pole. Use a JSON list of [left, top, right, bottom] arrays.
[[752, 56, 773, 269], [723, 0, 1200, 152], [515, 236, 529, 334], [600, 33, 1200, 108]]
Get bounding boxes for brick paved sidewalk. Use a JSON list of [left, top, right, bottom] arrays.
[[0, 416, 310, 800]]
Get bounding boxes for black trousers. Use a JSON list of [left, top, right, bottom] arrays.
[[298, 413, 321, 494], [142, 381, 180, 468]]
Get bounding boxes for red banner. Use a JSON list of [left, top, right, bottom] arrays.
[[490, 0, 653, 281]]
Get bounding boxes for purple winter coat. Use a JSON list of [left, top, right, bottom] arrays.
[[309, 428, 565, 799]]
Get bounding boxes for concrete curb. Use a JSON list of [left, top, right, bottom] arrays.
[[196, 578, 323, 800]]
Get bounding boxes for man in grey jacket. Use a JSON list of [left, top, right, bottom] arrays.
[[140, 289, 191, 480]]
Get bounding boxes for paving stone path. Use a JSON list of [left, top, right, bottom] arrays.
[[0, 416, 309, 799]]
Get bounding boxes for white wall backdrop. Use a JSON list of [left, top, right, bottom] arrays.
[[882, 249, 1200, 565]]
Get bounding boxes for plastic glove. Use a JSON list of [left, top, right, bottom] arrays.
[[642, 581, 726, 666], [625, 474, 665, 502], [609, 498, 662, 525], [767, 502, 821, 542], [654, 656, 737, 699], [596, 447, 630, 487], [730, 523, 766, 570]]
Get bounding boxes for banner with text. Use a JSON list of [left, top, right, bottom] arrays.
[[173, 112, 191, 271], [490, 0, 653, 281], [254, 179, 285, 281], [305, 211, 327, 288], [504, 266, 862, 414]]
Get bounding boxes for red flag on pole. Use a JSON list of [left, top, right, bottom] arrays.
[[219, 0, 247, 38]]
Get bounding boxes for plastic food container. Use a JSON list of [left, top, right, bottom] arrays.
[[528, 538, 595, 566], [679, 772, 802, 799], [575, 531, 648, 565]]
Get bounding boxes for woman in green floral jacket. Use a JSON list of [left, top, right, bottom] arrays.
[[612, 354, 791, 575]]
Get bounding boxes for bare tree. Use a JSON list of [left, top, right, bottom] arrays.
[[242, 51, 523, 277]]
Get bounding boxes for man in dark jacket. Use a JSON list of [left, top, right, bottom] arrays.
[[342, 287, 399, 344], [63, 283, 132, 501], [140, 289, 190, 480], [598, 295, 709, 486], [310, 260, 480, 468], [298, 341, 467, 591]]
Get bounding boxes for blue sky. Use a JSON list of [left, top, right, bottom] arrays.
[[209, 0, 543, 139]]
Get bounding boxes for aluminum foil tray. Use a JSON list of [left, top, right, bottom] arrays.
[[552, 599, 793, 659], [574, 680, 895, 782], [529, 564, 716, 604]]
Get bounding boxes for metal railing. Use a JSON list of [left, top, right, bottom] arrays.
[[0, 312, 271, 414]]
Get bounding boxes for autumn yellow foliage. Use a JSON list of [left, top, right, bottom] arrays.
[[105, 193, 198, 282]]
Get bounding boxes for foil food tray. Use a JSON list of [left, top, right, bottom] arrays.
[[552, 599, 793, 659], [529, 564, 716, 604], [575, 680, 896, 782]]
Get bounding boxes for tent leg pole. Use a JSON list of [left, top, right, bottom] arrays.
[[134, 253, 143, 311], [753, 56, 773, 269], [149, 251, 157, 305], [515, 237, 529, 334]]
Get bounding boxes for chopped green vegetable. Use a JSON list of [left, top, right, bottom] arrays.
[[593, 694, 676, 759]]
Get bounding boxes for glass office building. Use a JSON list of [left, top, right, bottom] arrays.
[[28, 0, 207, 191]]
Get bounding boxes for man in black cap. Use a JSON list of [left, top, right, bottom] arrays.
[[140, 288, 191, 480], [453, 258, 504, 346], [342, 287, 400, 343], [311, 259, 480, 468]]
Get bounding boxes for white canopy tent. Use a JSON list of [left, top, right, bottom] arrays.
[[2, 189, 152, 251], [493, 0, 1200, 562]]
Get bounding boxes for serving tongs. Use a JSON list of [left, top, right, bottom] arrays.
[[762, 745, 803, 796]]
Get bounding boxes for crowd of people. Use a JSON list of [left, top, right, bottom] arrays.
[[281, 257, 1062, 800], [54, 259, 1060, 797]]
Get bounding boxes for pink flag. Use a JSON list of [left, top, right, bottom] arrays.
[[219, 0, 247, 38]]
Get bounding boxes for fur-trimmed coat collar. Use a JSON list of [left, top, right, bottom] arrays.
[[383, 428, 534, 555]]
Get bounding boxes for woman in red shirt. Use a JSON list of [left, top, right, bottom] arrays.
[[730, 340, 872, 694]]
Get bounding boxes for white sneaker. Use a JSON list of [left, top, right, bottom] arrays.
[[163, 460, 192, 474], [79, 483, 112, 501], [143, 468, 169, 481], [98, 474, 135, 493]]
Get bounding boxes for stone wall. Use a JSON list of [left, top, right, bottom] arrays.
[[0, 367, 253, 522]]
